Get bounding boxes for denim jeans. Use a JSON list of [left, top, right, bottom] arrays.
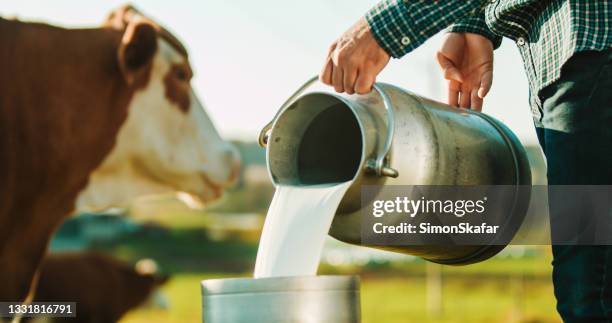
[[536, 48, 612, 322]]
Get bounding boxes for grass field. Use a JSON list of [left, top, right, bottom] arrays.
[[122, 271, 560, 323]]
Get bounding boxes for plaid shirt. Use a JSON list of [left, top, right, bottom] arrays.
[[366, 0, 612, 112]]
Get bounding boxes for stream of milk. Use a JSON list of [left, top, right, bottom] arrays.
[[253, 182, 353, 278]]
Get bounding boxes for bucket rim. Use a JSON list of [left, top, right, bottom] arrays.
[[201, 274, 360, 296]]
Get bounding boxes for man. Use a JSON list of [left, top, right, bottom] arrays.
[[320, 1, 612, 322]]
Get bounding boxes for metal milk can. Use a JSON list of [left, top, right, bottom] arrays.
[[259, 76, 531, 265]]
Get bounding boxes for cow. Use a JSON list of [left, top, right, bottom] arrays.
[[0, 5, 240, 302], [25, 252, 169, 323]]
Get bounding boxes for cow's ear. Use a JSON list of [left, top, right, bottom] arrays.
[[104, 4, 142, 30], [117, 18, 158, 86]]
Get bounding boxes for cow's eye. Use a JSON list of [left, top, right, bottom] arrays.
[[176, 68, 189, 81]]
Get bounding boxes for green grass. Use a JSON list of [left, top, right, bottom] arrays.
[[361, 275, 558, 323]]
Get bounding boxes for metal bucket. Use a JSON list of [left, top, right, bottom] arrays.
[[259, 76, 532, 265], [201, 275, 360, 323]]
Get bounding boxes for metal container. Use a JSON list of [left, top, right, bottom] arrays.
[[201, 275, 360, 323], [259, 76, 531, 265]]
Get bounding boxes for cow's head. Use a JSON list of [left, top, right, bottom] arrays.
[[75, 5, 240, 211]]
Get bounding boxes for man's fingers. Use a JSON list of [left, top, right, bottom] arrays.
[[332, 66, 344, 93], [443, 66, 464, 83], [343, 67, 358, 94], [437, 53, 464, 82], [325, 42, 336, 58], [320, 43, 336, 85], [355, 72, 375, 94], [470, 88, 483, 111], [320, 17, 390, 94], [439, 53, 462, 107], [448, 79, 460, 107], [320, 58, 333, 85], [478, 71, 493, 99], [459, 83, 471, 108], [473, 71, 493, 111]]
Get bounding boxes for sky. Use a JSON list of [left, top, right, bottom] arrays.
[[3, 0, 538, 144]]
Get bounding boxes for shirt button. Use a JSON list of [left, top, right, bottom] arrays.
[[517, 37, 526, 46], [401, 36, 411, 45]]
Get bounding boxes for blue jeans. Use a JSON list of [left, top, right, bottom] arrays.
[[536, 49, 612, 322]]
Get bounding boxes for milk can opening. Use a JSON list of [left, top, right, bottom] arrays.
[[267, 93, 364, 185]]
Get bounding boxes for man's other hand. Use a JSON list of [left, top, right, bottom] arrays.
[[437, 32, 494, 111], [320, 17, 390, 94]]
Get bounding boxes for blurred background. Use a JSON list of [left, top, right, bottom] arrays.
[[4, 1, 557, 322]]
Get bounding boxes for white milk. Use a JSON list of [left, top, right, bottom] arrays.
[[254, 182, 352, 278]]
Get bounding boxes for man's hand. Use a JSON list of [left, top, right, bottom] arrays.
[[437, 32, 494, 111], [320, 17, 390, 94]]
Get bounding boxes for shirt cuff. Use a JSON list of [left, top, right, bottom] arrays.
[[448, 12, 503, 49], [366, 0, 486, 58]]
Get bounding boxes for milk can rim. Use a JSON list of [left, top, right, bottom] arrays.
[[201, 275, 360, 296], [265, 91, 368, 185]]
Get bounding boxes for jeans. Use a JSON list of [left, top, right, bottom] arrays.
[[536, 48, 612, 322]]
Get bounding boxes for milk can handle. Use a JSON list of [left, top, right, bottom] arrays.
[[258, 76, 320, 147], [258, 76, 398, 178]]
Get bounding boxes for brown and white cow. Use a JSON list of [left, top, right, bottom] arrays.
[[0, 5, 240, 302]]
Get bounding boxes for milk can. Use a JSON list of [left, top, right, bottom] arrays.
[[201, 275, 360, 323], [259, 76, 532, 265]]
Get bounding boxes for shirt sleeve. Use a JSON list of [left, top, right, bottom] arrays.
[[365, 0, 489, 58], [448, 10, 503, 49]]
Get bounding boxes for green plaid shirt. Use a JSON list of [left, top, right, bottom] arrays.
[[366, 0, 612, 112]]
